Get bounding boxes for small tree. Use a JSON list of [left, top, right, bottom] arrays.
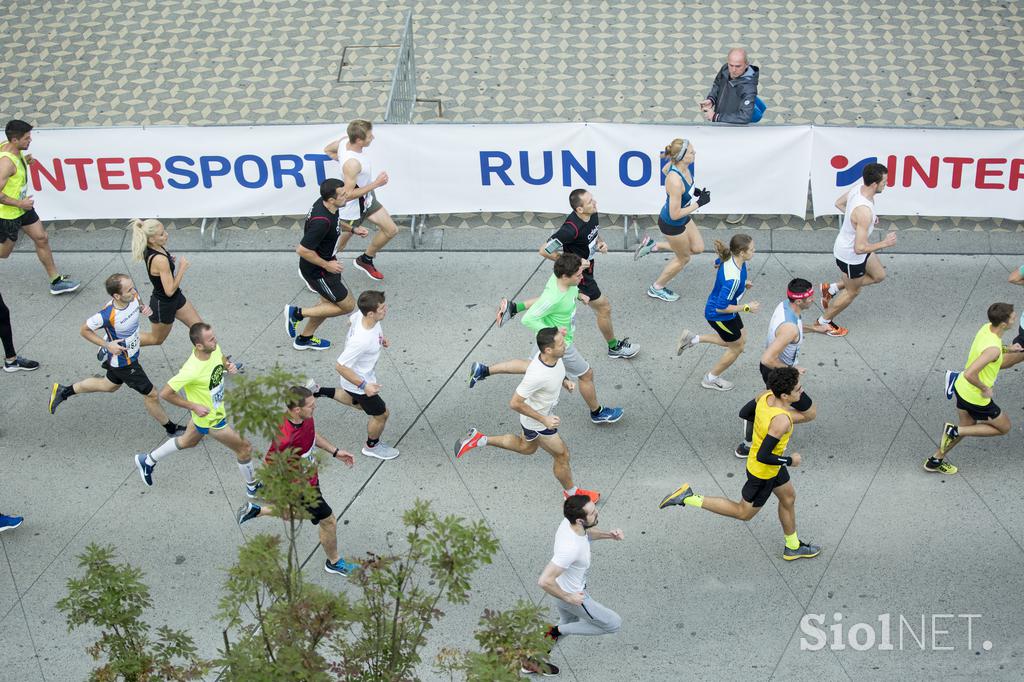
[[56, 543, 209, 682], [435, 601, 552, 682]]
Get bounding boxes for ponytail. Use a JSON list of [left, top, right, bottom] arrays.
[[713, 233, 753, 262], [129, 218, 162, 262]]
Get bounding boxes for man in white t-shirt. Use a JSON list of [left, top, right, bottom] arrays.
[[305, 290, 398, 460], [528, 494, 623, 673], [817, 162, 897, 337], [453, 327, 600, 502]]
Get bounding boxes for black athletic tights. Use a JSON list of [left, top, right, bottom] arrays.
[[0, 291, 15, 358]]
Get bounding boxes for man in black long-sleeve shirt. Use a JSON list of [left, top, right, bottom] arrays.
[[658, 366, 821, 561]]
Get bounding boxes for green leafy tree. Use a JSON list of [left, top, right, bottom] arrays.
[[435, 601, 552, 681], [56, 543, 209, 682]]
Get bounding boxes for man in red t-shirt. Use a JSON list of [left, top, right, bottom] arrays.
[[236, 385, 359, 576]]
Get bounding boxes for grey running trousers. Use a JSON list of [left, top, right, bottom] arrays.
[[556, 593, 622, 636]]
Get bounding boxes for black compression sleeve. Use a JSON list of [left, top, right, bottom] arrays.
[[754, 435, 792, 466]]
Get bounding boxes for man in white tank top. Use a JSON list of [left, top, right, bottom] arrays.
[[817, 162, 897, 337], [324, 119, 396, 281]]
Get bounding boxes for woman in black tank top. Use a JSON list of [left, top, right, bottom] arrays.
[[129, 219, 203, 345]]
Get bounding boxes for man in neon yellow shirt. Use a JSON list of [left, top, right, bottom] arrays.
[[927, 303, 1023, 474], [134, 323, 258, 496], [0, 120, 79, 294]]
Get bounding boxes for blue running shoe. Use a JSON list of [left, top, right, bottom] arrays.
[[944, 370, 959, 400], [0, 514, 24, 533], [246, 481, 264, 499], [324, 557, 360, 576], [468, 361, 488, 388], [135, 453, 154, 486], [591, 406, 624, 424], [646, 285, 679, 302], [284, 305, 301, 339], [236, 502, 261, 525], [293, 336, 331, 351]]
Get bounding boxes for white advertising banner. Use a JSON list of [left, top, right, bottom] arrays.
[[24, 123, 812, 221], [810, 126, 1024, 219]]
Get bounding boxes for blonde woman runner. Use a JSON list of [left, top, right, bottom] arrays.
[[129, 219, 203, 348]]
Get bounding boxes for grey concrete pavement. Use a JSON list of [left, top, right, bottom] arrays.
[[1, 248, 1023, 680]]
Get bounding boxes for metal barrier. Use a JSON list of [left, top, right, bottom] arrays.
[[384, 10, 427, 249]]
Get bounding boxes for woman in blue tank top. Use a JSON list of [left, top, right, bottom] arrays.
[[634, 138, 710, 302]]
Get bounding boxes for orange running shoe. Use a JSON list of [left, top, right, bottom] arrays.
[[822, 320, 848, 337], [819, 282, 833, 310], [565, 487, 601, 503]]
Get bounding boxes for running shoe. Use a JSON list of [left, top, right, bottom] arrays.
[[646, 285, 679, 302], [0, 514, 23, 533], [236, 502, 261, 525], [135, 453, 154, 486], [939, 422, 959, 453], [48, 383, 70, 414], [468, 361, 488, 388], [495, 297, 513, 327], [520, 659, 560, 677], [701, 375, 735, 392], [96, 345, 107, 362], [633, 235, 655, 261], [944, 370, 959, 400], [49, 275, 81, 295], [819, 282, 833, 310], [362, 442, 399, 460], [735, 442, 750, 458], [658, 483, 694, 509], [324, 557, 360, 576], [454, 428, 486, 458], [607, 337, 639, 359], [923, 458, 958, 475], [675, 329, 696, 356], [354, 256, 384, 281], [783, 541, 821, 561], [284, 305, 301, 339], [565, 487, 600, 503], [2, 356, 39, 372], [590, 406, 623, 424], [304, 378, 321, 393], [245, 481, 264, 499], [293, 336, 331, 351], [820, 320, 848, 337]]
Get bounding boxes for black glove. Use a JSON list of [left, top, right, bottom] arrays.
[[695, 188, 711, 207]]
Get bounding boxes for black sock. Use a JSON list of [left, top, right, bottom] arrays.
[[509, 300, 519, 318], [297, 334, 311, 343], [63, 385, 76, 398], [590, 406, 603, 417], [926, 457, 942, 467], [163, 420, 179, 435], [480, 365, 490, 378], [315, 387, 336, 399], [359, 253, 373, 263], [294, 309, 304, 321], [366, 437, 380, 448]]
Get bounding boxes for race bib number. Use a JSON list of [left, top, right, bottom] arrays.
[[211, 382, 225, 409]]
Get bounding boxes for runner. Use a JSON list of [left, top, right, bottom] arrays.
[[285, 179, 367, 351], [733, 278, 827, 458], [48, 274, 185, 437], [530, 494, 623, 675], [0, 120, 79, 294], [817, 162, 897, 337], [454, 327, 600, 502], [675, 234, 759, 391], [925, 303, 1023, 474], [305, 290, 399, 461], [129, 219, 202, 348], [324, 120, 395, 281], [236, 385, 360, 576], [632, 138, 711, 302], [1, 288, 39, 372], [470, 253, 623, 424], [659, 366, 822, 561], [133, 323, 259, 497], [496, 188, 638, 359]]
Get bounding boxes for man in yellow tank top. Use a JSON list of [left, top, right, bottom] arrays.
[[658, 366, 821, 561], [0, 120, 80, 294], [926, 303, 1023, 474]]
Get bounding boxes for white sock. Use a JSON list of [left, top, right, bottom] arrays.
[[564, 486, 578, 496], [691, 335, 700, 345], [828, 282, 839, 295], [652, 283, 663, 290], [238, 460, 256, 485], [148, 437, 179, 465], [478, 434, 489, 447], [818, 316, 831, 325], [707, 372, 719, 381]]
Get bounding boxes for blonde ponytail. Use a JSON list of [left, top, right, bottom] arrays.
[[129, 218, 163, 261]]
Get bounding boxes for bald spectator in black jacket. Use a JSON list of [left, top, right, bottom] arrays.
[[700, 48, 761, 125]]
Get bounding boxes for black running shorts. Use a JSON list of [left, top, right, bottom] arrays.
[[149, 291, 187, 324], [658, 215, 689, 236], [708, 315, 744, 343], [579, 261, 602, 301], [299, 263, 349, 303], [741, 466, 791, 508], [305, 486, 334, 524], [954, 386, 1001, 422], [835, 257, 867, 279], [103, 361, 155, 395]]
